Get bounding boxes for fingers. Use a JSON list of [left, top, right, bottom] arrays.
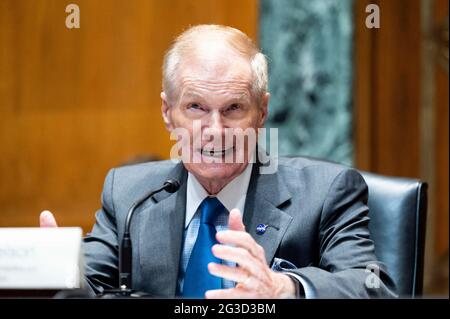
[[208, 262, 249, 284], [227, 208, 245, 232], [205, 288, 258, 299], [216, 230, 266, 262], [208, 207, 275, 298], [212, 244, 262, 277], [40, 210, 58, 227]]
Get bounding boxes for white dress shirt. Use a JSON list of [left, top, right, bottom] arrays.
[[184, 163, 253, 229], [177, 163, 253, 294]]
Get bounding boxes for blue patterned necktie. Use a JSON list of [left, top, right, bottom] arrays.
[[182, 197, 225, 298]]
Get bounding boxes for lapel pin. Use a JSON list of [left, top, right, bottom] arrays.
[[256, 224, 268, 235]]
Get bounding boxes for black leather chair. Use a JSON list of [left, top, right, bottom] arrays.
[[359, 171, 428, 298]]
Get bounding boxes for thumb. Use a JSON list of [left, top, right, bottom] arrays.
[[228, 208, 245, 232], [40, 210, 58, 227]]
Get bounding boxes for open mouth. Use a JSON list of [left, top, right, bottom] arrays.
[[200, 146, 234, 158]]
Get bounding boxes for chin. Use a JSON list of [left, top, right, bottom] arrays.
[[186, 162, 247, 182]]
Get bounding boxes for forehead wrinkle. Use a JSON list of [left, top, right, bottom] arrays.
[[181, 77, 251, 88], [180, 84, 251, 102], [181, 78, 251, 94], [181, 92, 251, 105], [173, 53, 255, 102]]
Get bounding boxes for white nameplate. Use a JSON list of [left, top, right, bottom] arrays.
[[0, 227, 83, 289]]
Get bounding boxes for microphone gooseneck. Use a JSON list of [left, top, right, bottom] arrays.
[[119, 179, 181, 292]]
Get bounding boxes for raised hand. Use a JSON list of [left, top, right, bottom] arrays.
[[39, 210, 58, 228], [205, 208, 296, 299]]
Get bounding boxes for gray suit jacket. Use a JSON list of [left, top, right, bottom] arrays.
[[83, 157, 397, 298]]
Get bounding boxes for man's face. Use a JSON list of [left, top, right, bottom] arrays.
[[161, 51, 268, 190]]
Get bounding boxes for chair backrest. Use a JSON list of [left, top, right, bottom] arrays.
[[359, 171, 428, 298]]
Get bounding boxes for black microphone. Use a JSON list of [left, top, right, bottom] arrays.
[[100, 179, 181, 297]]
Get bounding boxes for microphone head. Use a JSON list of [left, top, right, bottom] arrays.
[[163, 179, 181, 193]]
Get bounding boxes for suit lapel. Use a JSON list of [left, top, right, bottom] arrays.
[[138, 162, 187, 297], [243, 163, 293, 265]]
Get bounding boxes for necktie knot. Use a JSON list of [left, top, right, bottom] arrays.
[[200, 197, 225, 225]]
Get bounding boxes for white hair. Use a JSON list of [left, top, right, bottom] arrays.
[[162, 24, 268, 104]]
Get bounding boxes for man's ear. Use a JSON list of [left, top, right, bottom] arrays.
[[161, 92, 174, 132], [258, 92, 270, 127]]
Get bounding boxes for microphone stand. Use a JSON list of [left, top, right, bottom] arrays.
[[98, 179, 180, 298]]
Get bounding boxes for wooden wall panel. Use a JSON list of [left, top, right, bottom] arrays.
[[0, 0, 258, 233], [433, 0, 449, 260], [354, 0, 421, 177], [354, 0, 448, 295]]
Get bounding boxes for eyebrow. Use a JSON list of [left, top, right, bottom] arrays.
[[180, 92, 251, 102]]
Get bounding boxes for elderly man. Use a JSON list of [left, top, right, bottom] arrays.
[[40, 25, 396, 298]]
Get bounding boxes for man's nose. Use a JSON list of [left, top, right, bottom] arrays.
[[207, 111, 224, 133]]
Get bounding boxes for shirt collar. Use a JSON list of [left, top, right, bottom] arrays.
[[185, 163, 253, 228]]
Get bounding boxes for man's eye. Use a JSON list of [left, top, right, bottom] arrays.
[[228, 103, 240, 111], [188, 103, 202, 110]]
